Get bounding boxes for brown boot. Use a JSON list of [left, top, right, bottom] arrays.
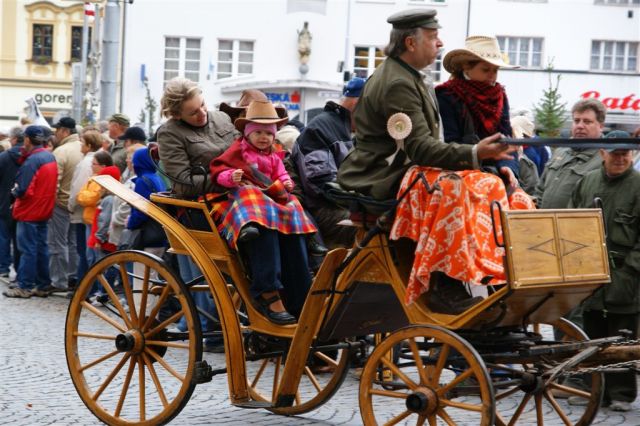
[[427, 272, 483, 315]]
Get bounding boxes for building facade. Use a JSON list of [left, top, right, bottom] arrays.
[[0, 0, 90, 126], [2, 0, 638, 131]]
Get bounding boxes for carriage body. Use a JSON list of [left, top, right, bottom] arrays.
[[65, 175, 638, 426]]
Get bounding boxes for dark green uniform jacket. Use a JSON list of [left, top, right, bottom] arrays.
[[570, 165, 640, 314], [535, 148, 601, 209], [337, 57, 474, 200]]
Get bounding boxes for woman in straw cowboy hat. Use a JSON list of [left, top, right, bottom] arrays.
[[391, 36, 536, 314], [209, 100, 316, 325], [436, 35, 520, 186]]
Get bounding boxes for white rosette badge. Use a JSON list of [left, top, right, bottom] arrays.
[[385, 112, 413, 165]]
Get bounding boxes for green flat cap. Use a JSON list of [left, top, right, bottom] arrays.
[[108, 113, 130, 126], [387, 8, 441, 30]]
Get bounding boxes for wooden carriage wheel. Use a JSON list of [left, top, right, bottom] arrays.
[[359, 325, 495, 426], [244, 338, 351, 415], [65, 251, 202, 426], [493, 318, 603, 426]]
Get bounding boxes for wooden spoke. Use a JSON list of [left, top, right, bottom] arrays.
[[138, 264, 150, 328], [429, 343, 450, 386], [495, 412, 508, 426], [416, 414, 427, 426], [437, 408, 457, 426], [144, 346, 184, 382], [295, 391, 301, 405], [440, 398, 484, 412], [535, 394, 543, 426], [114, 356, 136, 417], [138, 356, 145, 422], [144, 310, 184, 339], [74, 331, 116, 340], [271, 358, 281, 398], [142, 283, 172, 331], [507, 392, 532, 426], [79, 350, 120, 372], [495, 385, 522, 401], [92, 353, 131, 401], [369, 388, 408, 399], [383, 409, 412, 426], [119, 262, 139, 326], [548, 382, 591, 399], [251, 359, 270, 388], [543, 390, 572, 426], [145, 340, 190, 350], [303, 366, 322, 392], [313, 351, 339, 368], [97, 274, 133, 329], [435, 367, 474, 396], [81, 301, 126, 333], [428, 415, 437, 426], [408, 338, 429, 385], [142, 353, 169, 408], [380, 356, 418, 390]]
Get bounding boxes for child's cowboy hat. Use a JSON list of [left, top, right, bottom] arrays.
[[234, 100, 289, 132], [443, 36, 518, 74]]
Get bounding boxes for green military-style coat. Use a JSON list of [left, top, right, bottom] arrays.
[[570, 165, 640, 314], [337, 57, 475, 200]]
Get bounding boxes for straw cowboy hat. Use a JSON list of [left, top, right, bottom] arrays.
[[443, 36, 518, 74], [220, 89, 287, 122], [511, 115, 535, 139], [234, 100, 289, 132]]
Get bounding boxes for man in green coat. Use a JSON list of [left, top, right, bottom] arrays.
[[569, 146, 640, 412], [337, 9, 514, 201]]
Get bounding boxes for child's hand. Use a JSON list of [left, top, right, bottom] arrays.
[[284, 180, 294, 191], [231, 169, 244, 184]]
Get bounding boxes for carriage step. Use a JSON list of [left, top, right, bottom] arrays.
[[192, 360, 223, 384], [232, 400, 273, 409]]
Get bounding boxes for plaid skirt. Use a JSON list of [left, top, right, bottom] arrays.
[[209, 182, 317, 249], [390, 167, 535, 304]]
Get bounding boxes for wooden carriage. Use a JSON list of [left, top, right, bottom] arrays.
[[64, 174, 639, 426]]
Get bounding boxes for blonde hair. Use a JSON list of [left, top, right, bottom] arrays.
[[160, 77, 202, 118]]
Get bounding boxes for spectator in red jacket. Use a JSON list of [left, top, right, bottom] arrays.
[[3, 126, 58, 298]]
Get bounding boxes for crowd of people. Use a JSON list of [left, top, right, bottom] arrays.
[[1, 5, 639, 411]]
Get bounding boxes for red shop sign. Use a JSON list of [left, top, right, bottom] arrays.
[[581, 91, 640, 111]]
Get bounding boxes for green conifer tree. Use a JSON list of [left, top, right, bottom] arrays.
[[533, 66, 567, 137]]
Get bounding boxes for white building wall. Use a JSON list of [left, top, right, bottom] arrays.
[[120, 0, 640, 130]]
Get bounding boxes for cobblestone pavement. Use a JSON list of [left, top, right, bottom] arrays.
[[1, 277, 639, 425]]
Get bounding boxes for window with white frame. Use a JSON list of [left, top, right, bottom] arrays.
[[594, 0, 640, 5], [591, 40, 638, 71], [32, 23, 54, 63], [497, 36, 543, 68], [217, 39, 254, 80], [163, 37, 201, 84], [353, 46, 384, 78]]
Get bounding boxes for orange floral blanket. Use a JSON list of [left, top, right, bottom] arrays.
[[390, 167, 535, 304]]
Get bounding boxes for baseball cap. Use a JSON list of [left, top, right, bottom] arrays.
[[117, 126, 147, 142], [604, 130, 632, 152], [52, 116, 76, 130], [24, 125, 51, 144], [343, 77, 366, 98]]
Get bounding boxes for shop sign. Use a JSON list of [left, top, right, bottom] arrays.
[[265, 91, 300, 111], [581, 91, 640, 111]]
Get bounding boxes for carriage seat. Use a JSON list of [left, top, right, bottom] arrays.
[[324, 182, 396, 228]]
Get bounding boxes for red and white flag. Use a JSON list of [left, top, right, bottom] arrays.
[[84, 2, 95, 17]]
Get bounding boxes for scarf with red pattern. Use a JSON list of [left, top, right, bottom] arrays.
[[439, 79, 505, 136]]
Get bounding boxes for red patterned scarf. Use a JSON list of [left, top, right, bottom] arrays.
[[439, 79, 505, 136]]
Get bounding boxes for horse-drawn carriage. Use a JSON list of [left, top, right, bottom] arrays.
[[65, 167, 640, 425]]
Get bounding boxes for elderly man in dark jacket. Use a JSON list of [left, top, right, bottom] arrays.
[[569, 146, 640, 412], [288, 77, 365, 248], [0, 127, 23, 278]]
